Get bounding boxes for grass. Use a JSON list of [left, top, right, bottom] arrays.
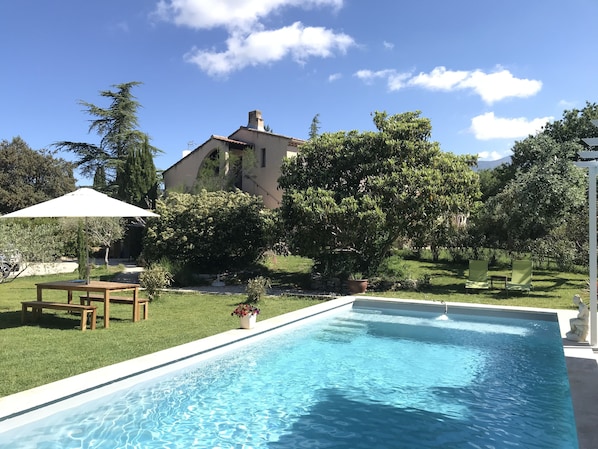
[[368, 258, 588, 309], [0, 255, 588, 398], [0, 267, 322, 398], [261, 254, 314, 288]]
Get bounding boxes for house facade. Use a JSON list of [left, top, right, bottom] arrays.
[[163, 110, 303, 209]]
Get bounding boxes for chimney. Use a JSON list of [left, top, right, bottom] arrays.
[[248, 110, 264, 131]]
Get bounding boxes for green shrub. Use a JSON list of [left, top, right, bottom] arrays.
[[149, 257, 198, 287], [139, 263, 173, 301], [142, 191, 275, 273], [245, 276, 271, 303], [77, 221, 87, 279], [369, 255, 432, 292]]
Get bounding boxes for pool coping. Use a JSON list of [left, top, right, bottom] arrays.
[[1, 296, 596, 448]]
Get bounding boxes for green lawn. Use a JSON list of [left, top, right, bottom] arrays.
[[365, 259, 589, 309], [0, 268, 323, 398], [0, 256, 587, 398]]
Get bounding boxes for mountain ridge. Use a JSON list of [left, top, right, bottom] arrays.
[[476, 156, 511, 170]]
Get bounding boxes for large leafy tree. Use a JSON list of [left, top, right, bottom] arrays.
[[278, 111, 480, 276], [543, 101, 598, 144], [0, 137, 75, 214], [54, 81, 158, 200], [472, 103, 596, 259], [483, 102, 598, 197], [473, 139, 586, 250], [0, 220, 66, 275]]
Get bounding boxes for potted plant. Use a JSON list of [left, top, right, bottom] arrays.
[[231, 303, 260, 329], [347, 272, 368, 294]]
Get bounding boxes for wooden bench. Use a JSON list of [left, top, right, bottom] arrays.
[[80, 295, 149, 321], [21, 301, 97, 331]]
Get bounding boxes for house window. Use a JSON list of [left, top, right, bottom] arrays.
[[261, 148, 266, 167]]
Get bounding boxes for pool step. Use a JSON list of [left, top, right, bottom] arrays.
[[317, 318, 368, 342]]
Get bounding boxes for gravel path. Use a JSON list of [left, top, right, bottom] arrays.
[[6, 259, 337, 298]]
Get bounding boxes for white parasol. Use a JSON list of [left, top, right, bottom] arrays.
[[1, 188, 159, 218], [1, 188, 159, 282]]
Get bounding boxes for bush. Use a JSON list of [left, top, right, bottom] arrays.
[[245, 276, 271, 303], [368, 273, 431, 292], [147, 258, 198, 287], [139, 263, 173, 301], [142, 191, 276, 272], [368, 255, 431, 292]]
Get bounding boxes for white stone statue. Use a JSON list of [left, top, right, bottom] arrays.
[[566, 294, 589, 342]]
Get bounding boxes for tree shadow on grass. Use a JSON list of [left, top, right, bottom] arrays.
[[534, 270, 586, 292], [258, 265, 313, 290]]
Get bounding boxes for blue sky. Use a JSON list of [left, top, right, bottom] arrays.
[[2, 0, 597, 185]]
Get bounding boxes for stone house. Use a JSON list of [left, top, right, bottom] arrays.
[[163, 110, 304, 209]]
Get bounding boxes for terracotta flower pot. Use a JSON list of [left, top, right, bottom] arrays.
[[347, 279, 368, 294]]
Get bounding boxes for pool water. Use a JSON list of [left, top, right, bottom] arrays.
[[0, 306, 578, 448]]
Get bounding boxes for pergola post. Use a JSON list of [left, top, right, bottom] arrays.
[[576, 121, 598, 346], [589, 165, 597, 347]]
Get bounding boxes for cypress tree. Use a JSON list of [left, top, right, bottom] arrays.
[[77, 219, 87, 279]]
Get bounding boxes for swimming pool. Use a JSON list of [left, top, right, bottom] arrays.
[[0, 298, 578, 448]]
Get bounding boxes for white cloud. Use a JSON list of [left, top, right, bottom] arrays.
[[470, 112, 552, 140], [478, 150, 510, 161], [409, 66, 470, 91], [155, 0, 351, 76], [459, 69, 542, 104], [154, 0, 343, 31], [383, 41, 394, 50], [355, 69, 399, 85], [185, 23, 354, 76], [328, 72, 342, 82], [355, 65, 542, 104], [387, 72, 412, 91]]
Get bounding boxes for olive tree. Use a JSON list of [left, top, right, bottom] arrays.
[[61, 218, 126, 267], [0, 219, 66, 279]]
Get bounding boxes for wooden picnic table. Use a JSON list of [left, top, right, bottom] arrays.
[[36, 280, 141, 328]]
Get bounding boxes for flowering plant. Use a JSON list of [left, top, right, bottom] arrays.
[[231, 303, 260, 317]]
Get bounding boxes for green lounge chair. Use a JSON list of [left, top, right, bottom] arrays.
[[465, 260, 489, 290], [507, 260, 532, 293]]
